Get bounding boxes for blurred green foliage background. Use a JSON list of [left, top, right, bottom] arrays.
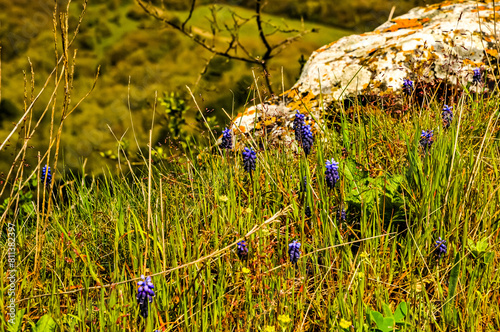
[[0, 0, 440, 174]]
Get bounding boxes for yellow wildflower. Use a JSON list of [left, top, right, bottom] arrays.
[[277, 314, 291, 324], [339, 318, 351, 329]]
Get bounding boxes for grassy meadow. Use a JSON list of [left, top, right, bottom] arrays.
[[1, 1, 500, 332], [2, 68, 500, 331], [0, 0, 351, 173]]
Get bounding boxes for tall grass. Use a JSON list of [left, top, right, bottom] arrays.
[[1, 2, 499, 332], [2, 77, 499, 331]]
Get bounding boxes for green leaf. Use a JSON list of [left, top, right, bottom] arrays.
[[382, 303, 393, 318], [84, 247, 102, 285], [394, 302, 407, 322], [370, 311, 384, 329], [476, 238, 488, 253], [445, 253, 460, 323], [7, 308, 25, 332], [484, 252, 494, 264], [381, 317, 396, 332], [33, 314, 56, 332]]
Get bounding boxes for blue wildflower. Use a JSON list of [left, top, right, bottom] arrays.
[[442, 105, 453, 129], [242, 147, 256, 175], [337, 207, 346, 222], [435, 237, 447, 258], [403, 79, 413, 95], [301, 124, 314, 156], [420, 130, 434, 152], [325, 158, 340, 189], [293, 110, 305, 143], [221, 127, 232, 150], [137, 275, 155, 318], [41, 165, 51, 187], [237, 241, 248, 261], [288, 240, 301, 265], [472, 68, 482, 84]]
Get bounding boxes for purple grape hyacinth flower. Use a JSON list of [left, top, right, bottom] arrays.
[[403, 79, 413, 95], [41, 165, 51, 187], [293, 110, 305, 143], [242, 147, 256, 175], [325, 159, 340, 189], [442, 105, 453, 129], [288, 240, 301, 265], [420, 130, 434, 152], [337, 207, 346, 222], [137, 275, 155, 318], [435, 237, 447, 258], [472, 68, 482, 85], [301, 124, 314, 156], [221, 127, 232, 150], [237, 241, 248, 261]]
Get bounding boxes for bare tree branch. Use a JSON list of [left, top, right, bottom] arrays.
[[135, 0, 257, 64], [182, 0, 196, 31], [256, 0, 272, 60], [194, 53, 215, 88], [271, 29, 314, 57], [135, 0, 315, 95]]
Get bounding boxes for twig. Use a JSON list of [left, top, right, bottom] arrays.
[[182, 0, 196, 31], [135, 0, 312, 95], [135, 0, 256, 64], [256, 0, 272, 60]]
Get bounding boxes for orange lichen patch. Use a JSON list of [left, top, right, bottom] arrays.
[[424, 0, 466, 11], [284, 88, 299, 100], [233, 108, 257, 124], [463, 58, 484, 67], [384, 18, 430, 32], [471, 6, 488, 11], [279, 89, 291, 98], [486, 49, 499, 57], [263, 117, 276, 127], [472, 5, 500, 11], [399, 30, 417, 39], [286, 90, 317, 111], [318, 40, 338, 52], [482, 13, 500, 22]]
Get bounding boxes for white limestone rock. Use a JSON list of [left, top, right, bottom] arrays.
[[229, 0, 499, 143]]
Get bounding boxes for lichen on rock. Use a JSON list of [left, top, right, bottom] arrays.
[[227, 0, 499, 145]]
